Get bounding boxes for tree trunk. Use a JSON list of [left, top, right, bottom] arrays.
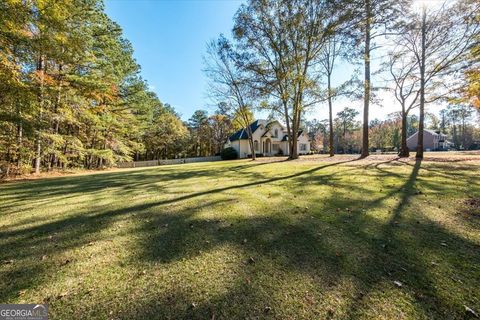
[[245, 123, 255, 160], [16, 108, 23, 167], [290, 131, 299, 159], [399, 106, 409, 157], [289, 111, 299, 160], [328, 74, 334, 157], [416, 6, 426, 159], [281, 101, 293, 159], [361, 0, 371, 158], [50, 64, 63, 169], [34, 55, 45, 174], [248, 136, 256, 160]]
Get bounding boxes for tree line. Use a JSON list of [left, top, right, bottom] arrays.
[[0, 0, 227, 177], [306, 104, 480, 153], [1, 0, 479, 177], [1, 0, 159, 175]]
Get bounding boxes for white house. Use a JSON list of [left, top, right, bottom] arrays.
[[224, 120, 311, 158]]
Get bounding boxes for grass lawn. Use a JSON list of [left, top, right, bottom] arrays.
[[1, 155, 479, 319]]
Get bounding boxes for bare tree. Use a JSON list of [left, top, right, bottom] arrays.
[[318, 36, 353, 157], [399, 0, 479, 158], [385, 47, 420, 157], [204, 35, 257, 160]]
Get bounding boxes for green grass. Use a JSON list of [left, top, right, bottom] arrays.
[[1, 156, 479, 319]]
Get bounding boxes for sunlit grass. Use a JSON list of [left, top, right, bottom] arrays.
[[1, 155, 479, 319]]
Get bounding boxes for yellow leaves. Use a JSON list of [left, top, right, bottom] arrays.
[[465, 68, 480, 109], [0, 55, 25, 88], [471, 96, 480, 109], [30, 70, 56, 86]]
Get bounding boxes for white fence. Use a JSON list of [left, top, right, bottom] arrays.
[[117, 156, 222, 168]]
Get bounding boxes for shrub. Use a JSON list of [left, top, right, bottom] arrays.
[[221, 147, 238, 160]]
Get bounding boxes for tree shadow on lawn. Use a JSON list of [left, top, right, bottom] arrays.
[[0, 161, 277, 215], [0, 160, 353, 302], [1, 159, 479, 319], [0, 197, 237, 304], [120, 159, 479, 319]]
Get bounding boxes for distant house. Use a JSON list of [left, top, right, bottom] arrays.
[[224, 119, 311, 158], [406, 129, 452, 151]]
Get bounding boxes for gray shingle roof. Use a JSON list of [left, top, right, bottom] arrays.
[[228, 120, 261, 141]]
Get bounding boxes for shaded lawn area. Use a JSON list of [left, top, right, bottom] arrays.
[[0, 157, 479, 319]]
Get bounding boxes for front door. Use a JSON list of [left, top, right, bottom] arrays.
[[264, 138, 271, 156]]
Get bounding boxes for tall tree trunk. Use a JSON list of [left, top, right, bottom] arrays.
[[13, 51, 23, 169], [50, 64, 63, 169], [281, 101, 293, 159], [248, 135, 255, 160], [289, 109, 299, 160], [416, 6, 426, 159], [16, 106, 23, 167], [290, 127, 298, 159], [35, 55, 45, 174], [241, 107, 255, 160], [361, 0, 371, 158], [328, 74, 334, 157], [399, 105, 409, 157]]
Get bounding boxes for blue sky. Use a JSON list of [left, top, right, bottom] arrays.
[[104, 0, 436, 122], [105, 0, 243, 120]]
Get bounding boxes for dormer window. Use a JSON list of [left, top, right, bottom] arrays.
[[274, 129, 278, 138]]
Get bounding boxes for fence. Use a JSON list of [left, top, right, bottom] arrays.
[[116, 156, 222, 169]]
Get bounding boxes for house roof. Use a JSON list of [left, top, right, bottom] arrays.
[[261, 120, 285, 137], [407, 129, 446, 141], [281, 130, 304, 141], [229, 120, 307, 142], [424, 129, 446, 136], [228, 120, 262, 141]]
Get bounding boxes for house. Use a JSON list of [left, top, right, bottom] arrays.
[[406, 129, 452, 151], [224, 120, 311, 158]]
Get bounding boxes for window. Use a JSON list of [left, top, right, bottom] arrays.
[[272, 144, 279, 151], [254, 140, 259, 152], [274, 129, 278, 138], [300, 143, 307, 151]]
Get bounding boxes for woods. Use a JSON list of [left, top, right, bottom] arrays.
[[0, 0, 158, 175], [0, 0, 479, 177]]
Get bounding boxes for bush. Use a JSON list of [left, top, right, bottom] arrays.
[[221, 147, 238, 160]]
